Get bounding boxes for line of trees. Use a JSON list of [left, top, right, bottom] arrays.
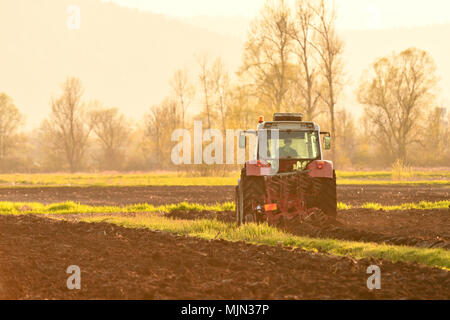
[[0, 0, 449, 173]]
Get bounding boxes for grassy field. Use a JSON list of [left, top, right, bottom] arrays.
[[0, 171, 449, 187], [339, 200, 450, 211], [1, 200, 447, 269], [336, 170, 450, 180], [360, 201, 450, 211], [0, 201, 235, 215], [0, 200, 448, 215], [78, 214, 450, 270]]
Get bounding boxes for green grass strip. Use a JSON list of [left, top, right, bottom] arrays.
[[80, 214, 450, 270], [337, 202, 352, 210], [336, 170, 450, 180], [0, 200, 447, 216], [0, 201, 235, 215], [360, 200, 450, 211]]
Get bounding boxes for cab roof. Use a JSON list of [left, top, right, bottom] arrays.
[[273, 113, 303, 121], [259, 121, 320, 131]]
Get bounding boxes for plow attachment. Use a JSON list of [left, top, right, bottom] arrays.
[[236, 170, 330, 227]]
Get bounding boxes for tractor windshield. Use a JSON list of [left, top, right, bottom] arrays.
[[259, 130, 320, 160]]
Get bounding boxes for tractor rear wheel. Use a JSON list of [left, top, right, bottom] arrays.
[[308, 170, 337, 219], [238, 169, 265, 225]]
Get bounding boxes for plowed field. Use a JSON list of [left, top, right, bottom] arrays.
[[0, 215, 448, 300], [0, 185, 448, 299]]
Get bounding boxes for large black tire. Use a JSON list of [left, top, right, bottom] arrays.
[[307, 170, 337, 219], [235, 185, 241, 225], [240, 169, 265, 224]]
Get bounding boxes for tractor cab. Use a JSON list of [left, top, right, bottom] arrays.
[[236, 112, 337, 226], [239, 113, 332, 174]]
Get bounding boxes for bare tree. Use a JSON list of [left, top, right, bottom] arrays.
[[170, 67, 195, 129], [0, 93, 23, 163], [419, 106, 448, 165], [210, 57, 230, 135], [145, 98, 180, 167], [288, 0, 322, 120], [444, 110, 450, 162], [197, 54, 213, 130], [334, 108, 358, 167], [42, 77, 91, 172], [227, 85, 260, 130], [358, 48, 438, 162], [89, 105, 130, 170], [239, 0, 294, 113], [311, 0, 344, 162]]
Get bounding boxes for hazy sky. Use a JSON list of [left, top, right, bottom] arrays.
[[102, 0, 450, 29], [2, 0, 449, 130]]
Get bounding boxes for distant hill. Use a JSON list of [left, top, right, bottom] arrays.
[[181, 15, 251, 40], [0, 0, 244, 128], [1, 0, 449, 129]]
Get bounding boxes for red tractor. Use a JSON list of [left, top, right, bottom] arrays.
[[235, 113, 336, 227]]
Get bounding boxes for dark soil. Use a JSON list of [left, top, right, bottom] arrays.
[[0, 215, 448, 300], [0, 185, 448, 206]]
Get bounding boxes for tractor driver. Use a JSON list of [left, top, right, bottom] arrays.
[[279, 137, 299, 158]]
